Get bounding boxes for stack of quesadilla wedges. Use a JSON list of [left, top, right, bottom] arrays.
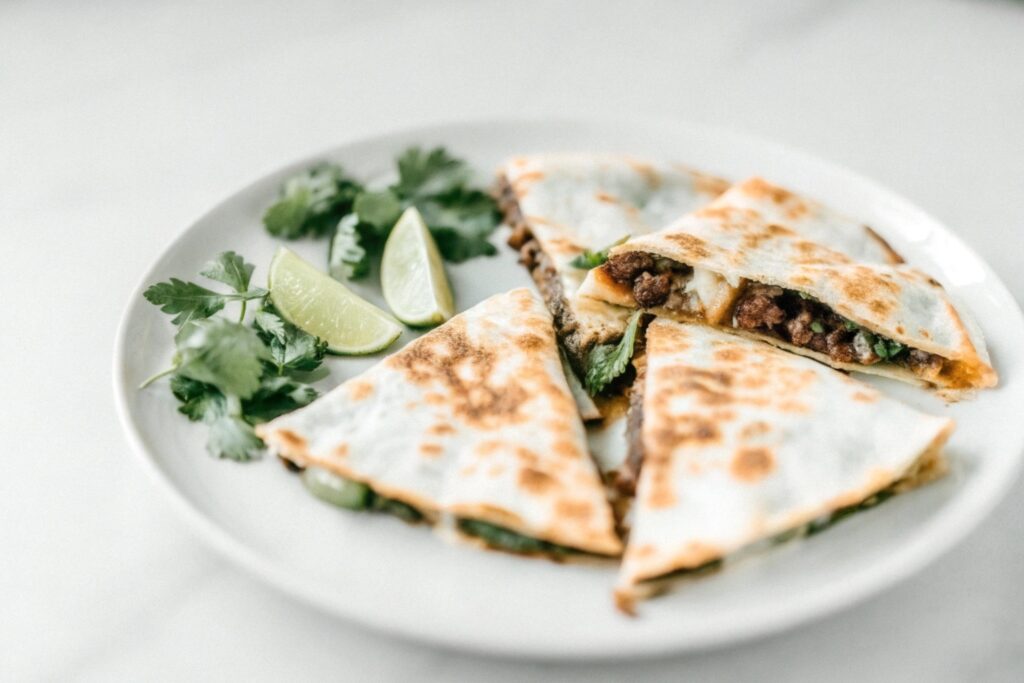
[[256, 159, 990, 613]]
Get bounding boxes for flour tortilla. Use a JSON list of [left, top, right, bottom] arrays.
[[498, 154, 730, 364], [617, 319, 954, 607], [256, 288, 621, 556], [579, 177, 996, 391]]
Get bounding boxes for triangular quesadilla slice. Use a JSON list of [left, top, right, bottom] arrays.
[[256, 288, 622, 557], [579, 177, 996, 393], [498, 154, 730, 372], [616, 319, 954, 610]]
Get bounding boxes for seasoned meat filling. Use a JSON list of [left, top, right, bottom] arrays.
[[617, 355, 646, 496], [729, 285, 945, 378], [633, 272, 671, 308], [605, 253, 696, 312]]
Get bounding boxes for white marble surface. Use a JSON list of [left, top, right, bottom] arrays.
[[3, 0, 1024, 680]]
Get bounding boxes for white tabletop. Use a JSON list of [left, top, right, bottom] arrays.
[[3, 0, 1024, 680]]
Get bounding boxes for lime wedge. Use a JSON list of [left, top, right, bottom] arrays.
[[268, 247, 402, 355], [381, 207, 455, 326]]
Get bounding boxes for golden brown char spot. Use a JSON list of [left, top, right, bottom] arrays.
[[740, 177, 795, 204], [778, 399, 811, 414], [713, 347, 746, 363], [690, 172, 731, 197], [740, 420, 772, 439], [347, 380, 374, 402], [654, 366, 734, 407], [419, 443, 443, 458], [388, 318, 529, 429], [486, 464, 505, 478], [519, 467, 557, 494], [895, 325, 905, 335], [665, 232, 711, 259], [919, 329, 931, 339], [649, 414, 723, 452], [594, 191, 618, 204], [555, 499, 594, 521], [516, 333, 546, 353], [276, 429, 307, 451], [333, 444, 349, 458], [552, 439, 581, 460], [791, 274, 813, 287], [852, 391, 877, 403], [731, 447, 775, 482], [428, 422, 456, 437], [515, 447, 540, 467], [474, 439, 503, 457], [625, 158, 661, 188]]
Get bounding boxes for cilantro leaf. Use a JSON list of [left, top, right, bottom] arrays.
[[200, 251, 255, 294], [143, 279, 228, 326], [263, 163, 362, 239], [243, 375, 318, 423], [175, 319, 269, 400], [143, 277, 265, 327], [414, 188, 501, 263], [429, 226, 497, 262], [394, 147, 471, 198], [569, 235, 630, 270], [206, 414, 264, 461], [873, 338, 906, 360], [354, 190, 402, 231], [585, 311, 643, 395], [253, 310, 327, 373], [169, 375, 226, 422], [810, 321, 825, 334]]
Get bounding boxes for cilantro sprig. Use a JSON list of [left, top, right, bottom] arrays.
[[584, 311, 643, 395], [266, 147, 501, 282], [144, 251, 267, 325], [141, 252, 324, 461], [569, 235, 630, 270]]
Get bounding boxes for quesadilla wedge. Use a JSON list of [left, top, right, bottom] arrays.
[[616, 319, 954, 610], [498, 154, 730, 372], [255, 288, 622, 557], [579, 177, 997, 393]]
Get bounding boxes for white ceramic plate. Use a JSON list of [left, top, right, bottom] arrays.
[[114, 118, 1024, 659]]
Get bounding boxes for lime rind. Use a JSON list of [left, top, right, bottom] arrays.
[[268, 247, 402, 355], [381, 207, 455, 326]]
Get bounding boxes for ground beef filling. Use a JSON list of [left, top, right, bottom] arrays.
[[730, 284, 945, 378], [616, 355, 646, 497], [604, 253, 695, 310]]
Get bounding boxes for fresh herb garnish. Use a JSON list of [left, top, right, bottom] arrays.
[[141, 253, 324, 461], [843, 319, 860, 331], [265, 147, 500, 280], [263, 163, 362, 239], [569, 235, 630, 270], [143, 252, 267, 326], [584, 310, 642, 395], [873, 338, 906, 361], [253, 309, 327, 374], [810, 321, 825, 334]]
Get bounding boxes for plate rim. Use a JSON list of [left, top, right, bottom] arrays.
[[112, 114, 1024, 660]]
